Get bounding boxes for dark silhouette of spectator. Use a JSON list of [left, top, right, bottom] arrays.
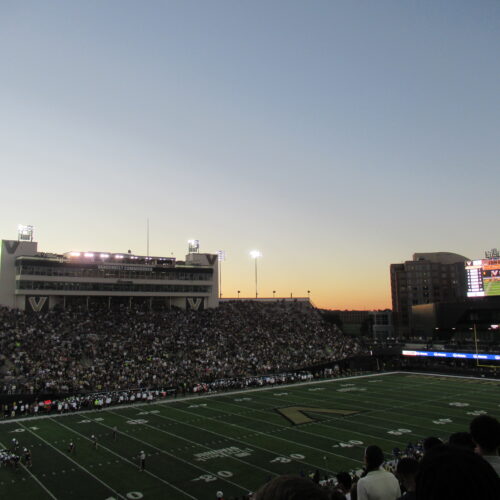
[[335, 472, 352, 499], [448, 432, 475, 452], [254, 475, 329, 500], [330, 491, 347, 500], [422, 437, 442, 454], [395, 458, 418, 500], [469, 414, 500, 476], [416, 444, 499, 500], [357, 445, 400, 500]]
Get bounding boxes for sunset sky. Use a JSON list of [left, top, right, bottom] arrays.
[[1, 1, 499, 310]]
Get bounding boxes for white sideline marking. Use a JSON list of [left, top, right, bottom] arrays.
[[18, 423, 126, 500], [2, 371, 498, 427], [0, 439, 58, 500], [0, 372, 398, 425]]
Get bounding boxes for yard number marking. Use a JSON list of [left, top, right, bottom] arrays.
[[270, 453, 305, 463], [388, 428, 412, 435], [433, 418, 452, 425], [105, 493, 143, 500], [192, 471, 233, 482]]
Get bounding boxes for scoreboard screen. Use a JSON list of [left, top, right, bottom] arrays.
[[465, 259, 500, 297]]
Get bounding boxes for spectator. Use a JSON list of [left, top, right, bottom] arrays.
[[447, 432, 475, 452], [0, 302, 364, 397], [254, 475, 329, 500], [469, 414, 500, 476], [395, 458, 418, 500], [422, 437, 442, 455], [357, 445, 400, 500], [335, 472, 352, 500], [416, 444, 499, 500]]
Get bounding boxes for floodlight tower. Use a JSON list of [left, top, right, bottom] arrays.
[[250, 250, 262, 299]]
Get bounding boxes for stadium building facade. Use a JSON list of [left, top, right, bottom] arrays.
[[390, 252, 468, 337], [0, 238, 219, 312]]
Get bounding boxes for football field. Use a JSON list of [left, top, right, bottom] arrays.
[[1, 372, 499, 499], [484, 279, 500, 296]]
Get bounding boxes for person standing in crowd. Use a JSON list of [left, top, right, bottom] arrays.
[[395, 458, 418, 500], [469, 414, 500, 476], [416, 444, 499, 500], [253, 475, 329, 500], [335, 472, 352, 500], [357, 445, 400, 500]]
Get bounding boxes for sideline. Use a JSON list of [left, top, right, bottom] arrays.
[[1, 371, 498, 425]]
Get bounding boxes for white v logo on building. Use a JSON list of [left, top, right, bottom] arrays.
[[187, 298, 203, 310], [28, 296, 48, 312]]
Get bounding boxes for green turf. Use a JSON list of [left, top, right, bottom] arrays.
[[1, 372, 499, 499], [484, 279, 500, 296]]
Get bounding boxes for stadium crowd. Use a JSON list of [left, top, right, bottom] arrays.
[[0, 301, 362, 397], [247, 414, 500, 500]]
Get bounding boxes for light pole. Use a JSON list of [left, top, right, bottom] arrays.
[[237, 290, 240, 299], [217, 250, 226, 299], [250, 250, 262, 299], [273, 290, 276, 299]]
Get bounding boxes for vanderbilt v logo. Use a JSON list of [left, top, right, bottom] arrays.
[[28, 296, 47, 312], [3, 240, 20, 254], [276, 406, 358, 425], [206, 254, 218, 265], [187, 298, 202, 310]]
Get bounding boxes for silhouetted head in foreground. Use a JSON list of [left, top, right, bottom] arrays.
[[254, 475, 329, 500], [422, 436, 442, 454], [416, 444, 499, 500], [362, 445, 384, 475], [470, 414, 500, 455], [448, 431, 475, 452]]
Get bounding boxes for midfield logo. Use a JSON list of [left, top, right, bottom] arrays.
[[276, 406, 358, 425]]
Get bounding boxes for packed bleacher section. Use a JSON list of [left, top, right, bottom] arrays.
[[0, 301, 362, 397]]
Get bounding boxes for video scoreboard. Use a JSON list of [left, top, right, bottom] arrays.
[[465, 259, 500, 297]]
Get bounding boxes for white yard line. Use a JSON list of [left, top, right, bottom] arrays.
[[50, 418, 197, 500], [130, 404, 334, 473], [93, 412, 251, 495], [0, 438, 58, 500], [17, 422, 126, 500], [222, 378, 495, 438], [150, 403, 363, 466]]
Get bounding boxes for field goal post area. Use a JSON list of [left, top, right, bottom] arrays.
[[473, 323, 500, 370]]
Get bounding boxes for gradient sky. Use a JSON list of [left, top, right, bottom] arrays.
[[1, 1, 499, 310]]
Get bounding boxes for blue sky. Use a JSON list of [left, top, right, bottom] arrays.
[[1, 1, 499, 308]]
